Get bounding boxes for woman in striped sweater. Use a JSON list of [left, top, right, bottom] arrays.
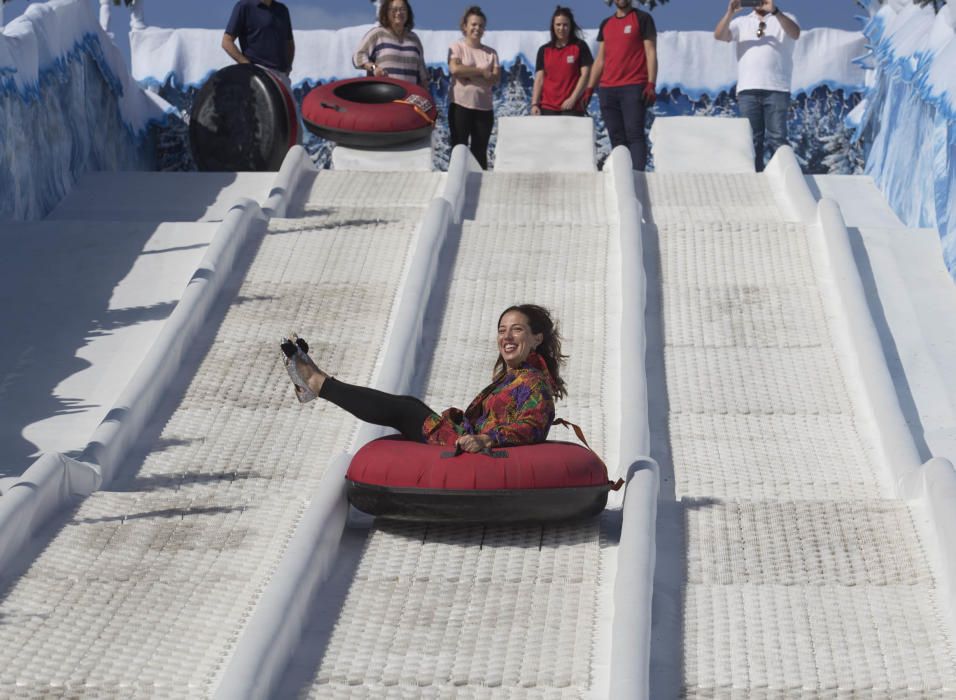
[[353, 0, 429, 87]]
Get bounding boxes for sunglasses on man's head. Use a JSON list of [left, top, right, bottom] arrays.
[[757, 21, 766, 38]]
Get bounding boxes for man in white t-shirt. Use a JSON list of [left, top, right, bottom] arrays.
[[715, 0, 800, 171]]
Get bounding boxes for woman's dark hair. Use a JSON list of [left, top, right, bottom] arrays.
[[550, 6, 584, 44], [379, 0, 415, 31], [460, 5, 487, 32], [494, 304, 568, 400]]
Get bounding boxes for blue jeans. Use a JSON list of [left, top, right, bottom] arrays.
[[737, 89, 790, 172], [599, 84, 649, 171]]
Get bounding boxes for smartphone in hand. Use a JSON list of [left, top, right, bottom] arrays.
[[740, 0, 762, 7]]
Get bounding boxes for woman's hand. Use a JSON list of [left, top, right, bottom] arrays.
[[531, 104, 541, 116], [456, 434, 493, 453], [560, 96, 578, 112]]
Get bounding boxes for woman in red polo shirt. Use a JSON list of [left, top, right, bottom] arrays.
[[530, 6, 593, 116]]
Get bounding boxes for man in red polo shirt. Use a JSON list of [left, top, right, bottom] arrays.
[[586, 0, 658, 170]]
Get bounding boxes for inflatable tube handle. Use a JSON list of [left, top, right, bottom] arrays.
[[553, 418, 593, 449], [320, 102, 345, 112], [441, 447, 508, 459], [394, 96, 436, 126]]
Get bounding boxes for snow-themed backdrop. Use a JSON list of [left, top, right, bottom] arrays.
[[0, 0, 167, 220], [853, 0, 956, 278], [1, 0, 955, 279], [132, 24, 868, 174]]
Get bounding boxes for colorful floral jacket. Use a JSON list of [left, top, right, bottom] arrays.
[[421, 352, 556, 447]]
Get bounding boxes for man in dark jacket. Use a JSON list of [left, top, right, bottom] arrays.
[[221, 0, 295, 86]]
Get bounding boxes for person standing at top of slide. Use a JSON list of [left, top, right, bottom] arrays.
[[353, 0, 429, 87], [448, 6, 500, 170], [530, 6, 593, 116], [714, 0, 800, 171], [221, 0, 295, 88], [585, 0, 658, 171]]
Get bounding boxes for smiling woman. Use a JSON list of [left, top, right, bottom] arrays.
[[280, 304, 566, 454], [446, 5, 500, 169], [352, 0, 428, 86]]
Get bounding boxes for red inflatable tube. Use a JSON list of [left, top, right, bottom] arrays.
[[346, 436, 615, 523], [302, 77, 437, 149]]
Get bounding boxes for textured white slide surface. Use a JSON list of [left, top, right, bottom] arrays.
[[0, 171, 442, 696], [646, 172, 956, 697], [282, 171, 621, 698]]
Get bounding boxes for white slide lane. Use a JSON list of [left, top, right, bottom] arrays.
[[641, 162, 956, 697]]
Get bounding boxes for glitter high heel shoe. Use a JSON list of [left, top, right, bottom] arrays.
[[280, 337, 317, 403], [290, 334, 323, 377]]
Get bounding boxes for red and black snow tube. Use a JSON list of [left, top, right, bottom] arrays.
[[346, 436, 614, 523], [302, 77, 437, 148], [189, 63, 298, 172]]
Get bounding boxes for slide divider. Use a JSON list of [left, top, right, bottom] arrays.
[[0, 145, 314, 578], [213, 149, 473, 699], [80, 198, 268, 487], [262, 145, 317, 217], [442, 144, 481, 224], [0, 198, 268, 576], [813, 199, 922, 495], [607, 145, 659, 700], [921, 457, 956, 639], [764, 145, 817, 223], [812, 197, 956, 643]]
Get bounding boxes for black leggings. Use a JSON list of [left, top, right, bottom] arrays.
[[319, 377, 435, 442], [540, 108, 585, 116], [448, 102, 494, 170]]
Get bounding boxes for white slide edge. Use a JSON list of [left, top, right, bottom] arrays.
[[212, 157, 471, 698], [606, 145, 658, 700]]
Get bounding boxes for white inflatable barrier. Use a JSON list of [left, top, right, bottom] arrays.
[[0, 198, 269, 576], [649, 116, 754, 174], [210, 452, 352, 699], [213, 147, 472, 699], [807, 195, 956, 641], [80, 198, 268, 488], [811, 198, 923, 495], [609, 146, 652, 468], [606, 145, 659, 700], [613, 458, 660, 699], [442, 143, 482, 224], [494, 116, 596, 173], [262, 145, 317, 217], [0, 453, 97, 574], [922, 457, 956, 638], [764, 145, 817, 223]]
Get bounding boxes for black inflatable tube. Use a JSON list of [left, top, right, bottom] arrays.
[[347, 480, 612, 523], [189, 64, 294, 172]]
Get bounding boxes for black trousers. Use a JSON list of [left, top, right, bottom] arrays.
[[319, 377, 434, 442], [540, 108, 585, 116], [448, 102, 494, 170]]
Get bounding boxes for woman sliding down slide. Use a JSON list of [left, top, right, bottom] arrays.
[[280, 304, 567, 454]]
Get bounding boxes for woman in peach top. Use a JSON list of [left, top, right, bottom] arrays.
[[447, 5, 500, 169]]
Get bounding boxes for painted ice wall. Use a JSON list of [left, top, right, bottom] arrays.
[[130, 24, 868, 173], [854, 0, 956, 277], [0, 0, 168, 220]]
